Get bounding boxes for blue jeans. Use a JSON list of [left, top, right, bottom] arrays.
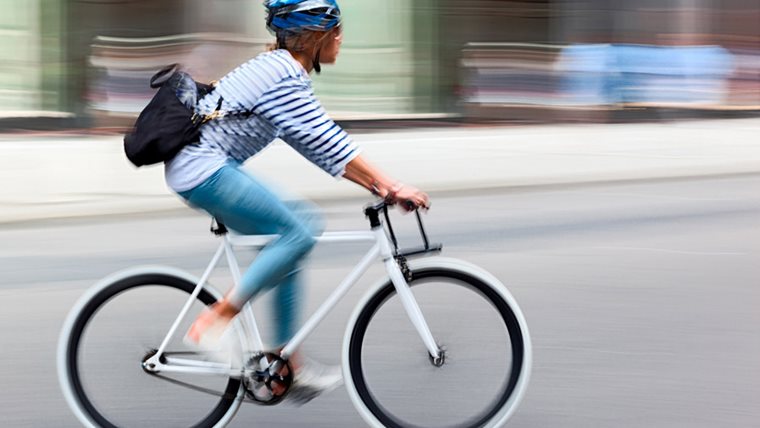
[[178, 163, 323, 346]]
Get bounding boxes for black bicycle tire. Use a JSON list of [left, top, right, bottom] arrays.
[[347, 267, 526, 428], [61, 273, 241, 428]]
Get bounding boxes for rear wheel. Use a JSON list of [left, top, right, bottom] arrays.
[[344, 263, 531, 428], [58, 270, 242, 428]]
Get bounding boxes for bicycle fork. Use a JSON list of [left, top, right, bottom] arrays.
[[376, 227, 442, 362]]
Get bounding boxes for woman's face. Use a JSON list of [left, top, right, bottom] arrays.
[[317, 26, 343, 64]]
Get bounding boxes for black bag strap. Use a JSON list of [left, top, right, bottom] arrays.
[[149, 64, 256, 125], [197, 95, 256, 125]]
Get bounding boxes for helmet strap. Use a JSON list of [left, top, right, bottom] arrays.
[[313, 47, 322, 74]]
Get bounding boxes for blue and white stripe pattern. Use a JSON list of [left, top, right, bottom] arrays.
[[165, 49, 359, 192]]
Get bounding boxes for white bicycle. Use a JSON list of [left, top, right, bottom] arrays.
[[58, 201, 532, 428]]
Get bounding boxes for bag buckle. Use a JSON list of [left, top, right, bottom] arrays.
[[195, 95, 225, 125], [191, 110, 223, 126], [203, 110, 224, 123]]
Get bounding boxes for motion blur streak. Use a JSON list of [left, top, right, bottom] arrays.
[[0, 0, 757, 129]]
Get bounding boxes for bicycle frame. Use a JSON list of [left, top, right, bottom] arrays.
[[144, 222, 441, 378]]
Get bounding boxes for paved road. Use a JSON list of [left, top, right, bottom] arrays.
[[2, 175, 759, 427]]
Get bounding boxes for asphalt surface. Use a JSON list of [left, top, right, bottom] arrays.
[[2, 175, 759, 427]]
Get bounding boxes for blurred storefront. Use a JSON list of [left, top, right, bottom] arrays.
[[0, 0, 757, 129], [0, 0, 68, 121], [458, 0, 760, 120], [71, 0, 264, 127], [4, 0, 448, 127], [77, 0, 451, 126]]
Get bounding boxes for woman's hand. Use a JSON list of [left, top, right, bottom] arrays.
[[382, 182, 430, 211]]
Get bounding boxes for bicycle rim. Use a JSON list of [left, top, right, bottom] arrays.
[[346, 267, 527, 428], [59, 272, 241, 428]]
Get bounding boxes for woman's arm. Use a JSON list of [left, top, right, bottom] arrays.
[[343, 154, 430, 209], [255, 82, 428, 209]]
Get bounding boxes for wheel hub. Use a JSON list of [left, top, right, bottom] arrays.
[[429, 345, 447, 367]]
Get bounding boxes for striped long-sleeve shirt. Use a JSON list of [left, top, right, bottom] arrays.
[[164, 49, 360, 192]]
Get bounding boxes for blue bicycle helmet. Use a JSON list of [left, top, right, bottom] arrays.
[[264, 0, 342, 73], [265, 0, 342, 34]]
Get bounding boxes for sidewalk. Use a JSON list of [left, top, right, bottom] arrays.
[[2, 118, 760, 224]]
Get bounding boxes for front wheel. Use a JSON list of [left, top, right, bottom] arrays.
[[343, 258, 532, 428], [57, 267, 243, 428]]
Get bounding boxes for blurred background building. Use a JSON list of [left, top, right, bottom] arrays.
[[0, 0, 758, 129]]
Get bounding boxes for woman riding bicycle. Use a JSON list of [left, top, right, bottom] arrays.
[[165, 0, 430, 398]]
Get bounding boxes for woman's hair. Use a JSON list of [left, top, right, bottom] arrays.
[[268, 30, 317, 52]]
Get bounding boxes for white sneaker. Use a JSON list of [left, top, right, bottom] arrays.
[[286, 358, 343, 405]]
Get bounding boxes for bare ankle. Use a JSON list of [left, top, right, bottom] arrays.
[[289, 351, 303, 371], [211, 300, 239, 320]]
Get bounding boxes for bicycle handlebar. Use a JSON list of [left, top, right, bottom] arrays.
[[364, 199, 442, 259]]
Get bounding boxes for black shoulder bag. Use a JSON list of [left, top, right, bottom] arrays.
[[123, 64, 225, 167]]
